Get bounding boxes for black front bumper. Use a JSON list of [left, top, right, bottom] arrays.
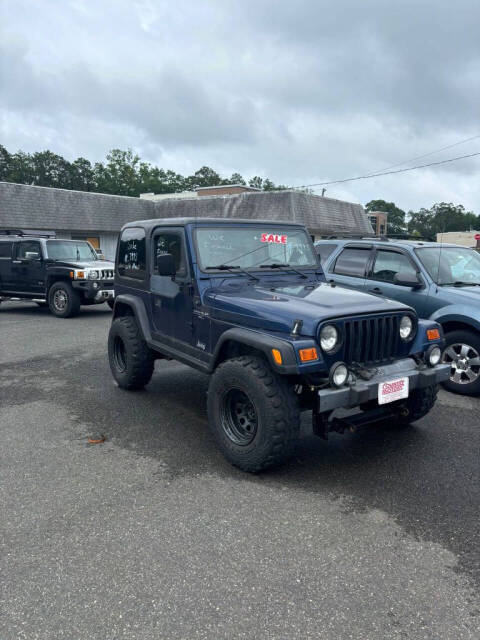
[[317, 359, 450, 413], [72, 280, 114, 301]]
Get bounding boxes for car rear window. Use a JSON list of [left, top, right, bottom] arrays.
[[333, 247, 371, 277]]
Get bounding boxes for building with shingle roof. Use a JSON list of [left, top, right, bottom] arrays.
[[0, 181, 372, 260]]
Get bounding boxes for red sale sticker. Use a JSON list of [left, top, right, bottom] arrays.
[[261, 233, 287, 244]]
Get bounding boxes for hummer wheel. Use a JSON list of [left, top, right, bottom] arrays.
[[108, 316, 155, 390], [207, 356, 300, 472], [48, 281, 81, 318]]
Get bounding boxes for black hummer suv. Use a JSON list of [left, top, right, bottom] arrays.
[[108, 218, 450, 472], [0, 230, 115, 318]]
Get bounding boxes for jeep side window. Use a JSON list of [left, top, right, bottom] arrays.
[[17, 241, 42, 260], [333, 247, 371, 277], [118, 227, 146, 279], [371, 250, 417, 283], [153, 232, 187, 277]]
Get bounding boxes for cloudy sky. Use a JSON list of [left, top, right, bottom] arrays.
[[1, 0, 479, 211]]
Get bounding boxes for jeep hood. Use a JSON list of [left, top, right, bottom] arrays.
[[207, 281, 410, 336]]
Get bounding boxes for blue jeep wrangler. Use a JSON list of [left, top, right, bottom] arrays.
[[108, 218, 449, 472], [316, 238, 480, 396]]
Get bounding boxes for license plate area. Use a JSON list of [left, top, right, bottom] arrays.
[[378, 377, 409, 405]]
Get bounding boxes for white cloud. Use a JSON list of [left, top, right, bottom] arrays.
[[1, 0, 479, 211]]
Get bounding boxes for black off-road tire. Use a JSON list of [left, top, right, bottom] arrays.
[[394, 384, 438, 425], [442, 330, 480, 396], [48, 281, 81, 318], [207, 356, 300, 472], [108, 316, 155, 390], [107, 299, 114, 310]]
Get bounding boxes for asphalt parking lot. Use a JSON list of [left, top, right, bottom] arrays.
[[1, 300, 479, 639]]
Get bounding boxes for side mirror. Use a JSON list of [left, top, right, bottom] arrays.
[[394, 272, 422, 289], [96, 249, 106, 260], [25, 251, 40, 260], [156, 252, 176, 277]]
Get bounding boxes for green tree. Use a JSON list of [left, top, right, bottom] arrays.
[[407, 203, 478, 238], [70, 157, 96, 191], [94, 149, 142, 196], [186, 166, 221, 190], [222, 172, 246, 185], [0, 144, 11, 181], [365, 199, 406, 235]]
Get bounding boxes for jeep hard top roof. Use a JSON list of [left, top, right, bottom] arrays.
[[122, 217, 307, 232]]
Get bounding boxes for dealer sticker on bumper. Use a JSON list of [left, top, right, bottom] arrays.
[[378, 377, 409, 405]]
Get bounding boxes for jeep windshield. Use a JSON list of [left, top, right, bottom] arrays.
[[416, 246, 480, 286], [195, 226, 318, 272], [46, 240, 98, 262]]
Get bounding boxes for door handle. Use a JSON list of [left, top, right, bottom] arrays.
[[12, 260, 22, 264]]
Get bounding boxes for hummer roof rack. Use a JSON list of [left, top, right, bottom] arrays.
[[0, 229, 56, 238]]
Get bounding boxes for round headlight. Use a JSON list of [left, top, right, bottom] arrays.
[[427, 345, 442, 367], [399, 315, 413, 340], [88, 270, 99, 280], [320, 324, 339, 352], [329, 362, 349, 388]]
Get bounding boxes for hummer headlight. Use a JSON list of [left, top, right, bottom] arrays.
[[320, 324, 339, 352], [399, 316, 413, 340], [88, 270, 99, 280]]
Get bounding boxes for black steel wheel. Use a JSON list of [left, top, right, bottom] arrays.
[[108, 316, 155, 390], [207, 356, 300, 472]]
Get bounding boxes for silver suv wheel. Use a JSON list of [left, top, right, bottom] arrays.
[[53, 288, 68, 312], [442, 343, 480, 385]]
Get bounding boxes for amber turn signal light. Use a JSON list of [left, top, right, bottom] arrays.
[[271, 349, 283, 365], [427, 329, 440, 341], [299, 347, 318, 362]]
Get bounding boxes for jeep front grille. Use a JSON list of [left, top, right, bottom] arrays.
[[343, 315, 401, 365]]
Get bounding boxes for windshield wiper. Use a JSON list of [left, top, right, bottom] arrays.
[[440, 281, 480, 287], [260, 263, 308, 279], [205, 265, 259, 281]]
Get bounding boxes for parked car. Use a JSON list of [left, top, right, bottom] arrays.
[[0, 230, 115, 317], [107, 218, 448, 472], [316, 238, 480, 395]]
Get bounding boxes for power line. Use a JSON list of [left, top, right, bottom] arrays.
[[297, 150, 480, 189], [377, 133, 480, 172]]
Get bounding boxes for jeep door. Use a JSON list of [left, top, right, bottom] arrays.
[[328, 244, 373, 291], [11, 240, 45, 295], [150, 228, 194, 348], [365, 247, 431, 316]]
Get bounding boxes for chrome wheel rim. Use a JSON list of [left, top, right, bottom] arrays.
[[53, 289, 68, 311], [221, 388, 258, 446], [442, 343, 480, 385]]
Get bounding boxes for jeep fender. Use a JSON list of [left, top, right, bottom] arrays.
[[429, 304, 480, 333], [112, 294, 153, 343], [212, 327, 299, 374]]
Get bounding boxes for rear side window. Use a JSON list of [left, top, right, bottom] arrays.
[[118, 227, 146, 279], [316, 243, 338, 266], [0, 242, 12, 258], [333, 247, 371, 277]]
